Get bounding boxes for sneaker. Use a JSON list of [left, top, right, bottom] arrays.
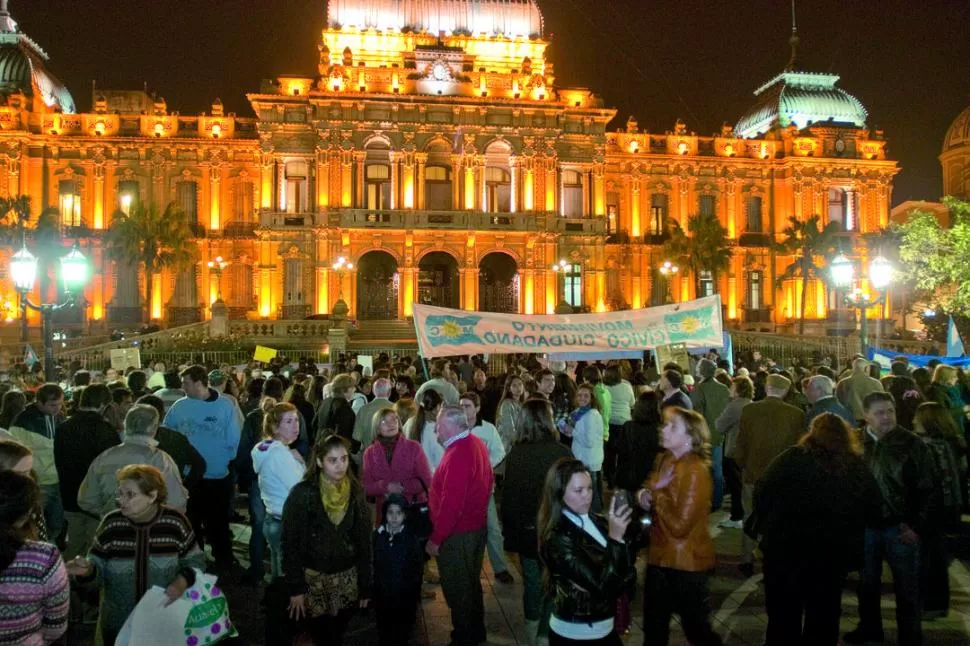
[[738, 562, 755, 578], [495, 570, 515, 584], [843, 626, 884, 644], [717, 518, 744, 529]]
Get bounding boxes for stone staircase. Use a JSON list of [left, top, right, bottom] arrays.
[[350, 319, 417, 348]]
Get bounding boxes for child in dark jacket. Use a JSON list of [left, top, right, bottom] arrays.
[[373, 493, 425, 645]]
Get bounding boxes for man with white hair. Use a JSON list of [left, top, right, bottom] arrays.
[[836, 358, 884, 426], [352, 377, 393, 458], [805, 374, 854, 429], [427, 405, 493, 645], [77, 404, 187, 517], [732, 373, 806, 577]]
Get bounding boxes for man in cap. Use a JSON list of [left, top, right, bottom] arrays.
[[732, 373, 806, 577]]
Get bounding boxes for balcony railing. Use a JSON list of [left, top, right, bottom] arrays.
[[316, 209, 608, 235], [742, 307, 773, 323], [222, 222, 258, 238]]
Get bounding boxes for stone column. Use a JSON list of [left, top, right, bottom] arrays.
[[354, 152, 366, 208]]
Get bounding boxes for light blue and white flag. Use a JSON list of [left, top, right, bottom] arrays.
[[947, 316, 965, 358]]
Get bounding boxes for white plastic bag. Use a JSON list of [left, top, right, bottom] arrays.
[[115, 569, 237, 646]]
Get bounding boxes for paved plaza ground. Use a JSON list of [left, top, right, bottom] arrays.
[[68, 506, 970, 645]]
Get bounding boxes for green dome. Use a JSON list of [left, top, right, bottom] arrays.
[[0, 1, 75, 113], [736, 71, 867, 139]]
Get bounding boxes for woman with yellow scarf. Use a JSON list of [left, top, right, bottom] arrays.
[[282, 434, 371, 644]]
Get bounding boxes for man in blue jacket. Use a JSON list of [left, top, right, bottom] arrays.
[[164, 365, 241, 572]]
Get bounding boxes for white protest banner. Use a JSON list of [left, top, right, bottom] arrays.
[[413, 295, 722, 358], [109, 348, 141, 371]]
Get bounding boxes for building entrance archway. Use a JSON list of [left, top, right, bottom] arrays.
[[479, 252, 519, 313], [356, 251, 399, 320], [418, 251, 460, 309]]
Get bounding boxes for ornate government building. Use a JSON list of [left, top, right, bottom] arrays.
[[0, 0, 899, 335]]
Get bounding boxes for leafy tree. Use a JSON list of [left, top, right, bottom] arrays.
[[662, 213, 733, 296], [896, 197, 970, 315], [104, 202, 197, 323], [773, 214, 840, 335]]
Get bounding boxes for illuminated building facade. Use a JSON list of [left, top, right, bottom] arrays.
[[0, 0, 898, 335]]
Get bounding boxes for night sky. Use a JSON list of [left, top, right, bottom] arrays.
[[23, 0, 970, 205]]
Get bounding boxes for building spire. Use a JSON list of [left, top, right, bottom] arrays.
[[785, 0, 800, 71]]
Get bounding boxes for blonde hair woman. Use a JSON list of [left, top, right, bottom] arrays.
[[636, 407, 722, 645]]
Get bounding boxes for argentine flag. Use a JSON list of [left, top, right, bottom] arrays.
[[946, 316, 965, 358]]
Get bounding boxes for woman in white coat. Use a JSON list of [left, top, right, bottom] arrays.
[[563, 384, 605, 512]]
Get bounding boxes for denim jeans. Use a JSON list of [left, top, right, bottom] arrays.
[[858, 526, 922, 645], [40, 483, 65, 546], [710, 445, 724, 512], [485, 494, 509, 575], [248, 481, 266, 577], [519, 555, 552, 633], [263, 515, 283, 578]]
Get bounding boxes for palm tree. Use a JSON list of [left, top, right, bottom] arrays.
[[662, 213, 733, 296], [773, 214, 840, 335], [104, 201, 197, 323], [0, 195, 31, 246]]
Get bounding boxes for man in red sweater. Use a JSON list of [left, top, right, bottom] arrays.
[[426, 405, 494, 646]]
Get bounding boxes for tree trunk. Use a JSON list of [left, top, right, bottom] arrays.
[[799, 249, 809, 335], [144, 258, 154, 324]]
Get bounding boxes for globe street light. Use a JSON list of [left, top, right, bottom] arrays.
[[207, 255, 229, 302], [659, 260, 679, 303], [830, 253, 893, 356], [9, 239, 89, 380]]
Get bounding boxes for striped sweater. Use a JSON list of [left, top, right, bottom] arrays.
[[86, 506, 205, 638], [0, 540, 69, 645]]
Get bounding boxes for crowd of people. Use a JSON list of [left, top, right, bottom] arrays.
[[0, 348, 964, 645]]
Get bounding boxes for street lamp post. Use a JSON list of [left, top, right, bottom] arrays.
[[332, 255, 354, 301], [207, 255, 229, 301], [659, 260, 679, 304], [830, 253, 892, 356], [9, 240, 89, 380]]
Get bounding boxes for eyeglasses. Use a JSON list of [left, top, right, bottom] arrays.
[[115, 489, 144, 501]]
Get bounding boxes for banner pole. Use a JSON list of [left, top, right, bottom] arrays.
[[420, 355, 430, 382]]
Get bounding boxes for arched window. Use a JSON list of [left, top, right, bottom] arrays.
[[425, 165, 452, 210], [485, 167, 511, 213], [562, 169, 583, 217], [284, 161, 307, 214], [58, 179, 81, 227]]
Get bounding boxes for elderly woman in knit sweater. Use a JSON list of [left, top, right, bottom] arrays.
[[66, 464, 203, 646]]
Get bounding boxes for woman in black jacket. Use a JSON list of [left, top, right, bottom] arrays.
[[538, 457, 633, 645], [615, 391, 662, 492], [502, 398, 572, 645], [282, 434, 371, 644], [753, 413, 882, 645]]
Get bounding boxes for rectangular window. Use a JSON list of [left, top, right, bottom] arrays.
[[234, 181, 254, 223], [58, 180, 81, 227], [425, 165, 453, 211], [699, 270, 715, 297], [176, 181, 198, 225], [650, 194, 668, 236], [746, 195, 763, 232], [699, 194, 716, 218], [748, 271, 762, 309], [285, 161, 308, 213], [564, 263, 583, 308], [486, 167, 511, 213], [562, 169, 583, 217], [606, 191, 619, 233], [365, 164, 391, 210]]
